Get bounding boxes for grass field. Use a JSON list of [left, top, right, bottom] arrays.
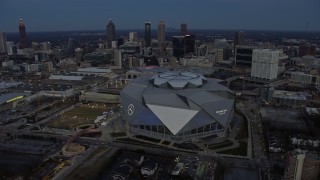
[[46, 106, 106, 129]]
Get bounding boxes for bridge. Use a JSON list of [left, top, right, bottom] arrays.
[[97, 88, 122, 95], [62, 124, 102, 156]]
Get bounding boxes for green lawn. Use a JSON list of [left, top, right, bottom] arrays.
[[196, 163, 206, 178]]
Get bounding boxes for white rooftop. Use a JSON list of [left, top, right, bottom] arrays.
[[273, 90, 308, 100], [77, 67, 112, 73], [49, 75, 84, 81]]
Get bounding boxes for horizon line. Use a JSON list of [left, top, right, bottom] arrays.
[[4, 28, 320, 34]]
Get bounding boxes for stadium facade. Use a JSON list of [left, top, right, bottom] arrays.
[[120, 71, 235, 143]]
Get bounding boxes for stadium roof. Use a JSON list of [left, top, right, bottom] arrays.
[[121, 71, 235, 135], [150, 71, 206, 89]]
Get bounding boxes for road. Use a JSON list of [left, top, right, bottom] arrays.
[[238, 97, 266, 160], [1, 123, 269, 180], [0, 95, 270, 179]]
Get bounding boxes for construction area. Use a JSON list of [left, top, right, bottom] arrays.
[[45, 103, 114, 130]]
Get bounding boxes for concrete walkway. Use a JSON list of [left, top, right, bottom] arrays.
[[194, 108, 253, 159]]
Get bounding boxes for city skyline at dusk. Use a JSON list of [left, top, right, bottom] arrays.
[[1, 0, 320, 179], [0, 0, 320, 32]]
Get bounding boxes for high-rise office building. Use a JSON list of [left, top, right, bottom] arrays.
[[172, 36, 186, 59], [0, 32, 7, 53], [111, 41, 118, 48], [234, 31, 245, 46], [19, 19, 27, 49], [6, 41, 17, 55], [117, 37, 124, 47], [185, 35, 195, 54], [157, 21, 165, 47], [285, 151, 320, 180], [181, 23, 187, 35], [129, 32, 138, 42], [39, 42, 51, 51], [235, 46, 254, 67], [145, 22, 151, 47], [234, 31, 245, 57], [114, 49, 122, 68], [106, 19, 116, 48], [172, 35, 195, 59], [251, 49, 280, 80], [215, 49, 224, 62], [67, 37, 76, 57], [299, 43, 316, 57], [75, 48, 83, 63]]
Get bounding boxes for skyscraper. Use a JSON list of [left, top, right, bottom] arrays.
[[19, 19, 27, 49], [234, 31, 245, 57], [185, 35, 195, 54], [235, 31, 245, 45], [75, 48, 83, 63], [157, 21, 165, 47], [6, 41, 16, 55], [251, 49, 280, 80], [181, 23, 187, 36], [235, 46, 253, 67], [145, 22, 151, 47], [285, 151, 320, 180], [67, 37, 76, 57], [172, 36, 186, 60], [106, 19, 116, 48], [0, 32, 7, 53], [129, 32, 138, 42]]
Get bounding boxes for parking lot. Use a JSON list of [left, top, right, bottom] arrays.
[[98, 150, 176, 180], [260, 107, 308, 131]]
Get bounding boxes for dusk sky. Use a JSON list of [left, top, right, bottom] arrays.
[[1, 0, 319, 32]]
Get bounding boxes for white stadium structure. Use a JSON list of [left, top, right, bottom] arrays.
[[120, 71, 235, 143]]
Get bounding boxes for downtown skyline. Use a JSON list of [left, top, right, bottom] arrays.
[[0, 0, 320, 32]]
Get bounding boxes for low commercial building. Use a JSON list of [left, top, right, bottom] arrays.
[[83, 52, 112, 66], [290, 72, 320, 86], [290, 56, 320, 69], [71, 67, 112, 76], [0, 92, 29, 112], [272, 90, 309, 107]]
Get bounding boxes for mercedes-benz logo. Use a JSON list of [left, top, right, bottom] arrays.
[[128, 104, 134, 115]]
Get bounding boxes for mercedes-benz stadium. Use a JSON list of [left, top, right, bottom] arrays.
[[120, 71, 235, 143]]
